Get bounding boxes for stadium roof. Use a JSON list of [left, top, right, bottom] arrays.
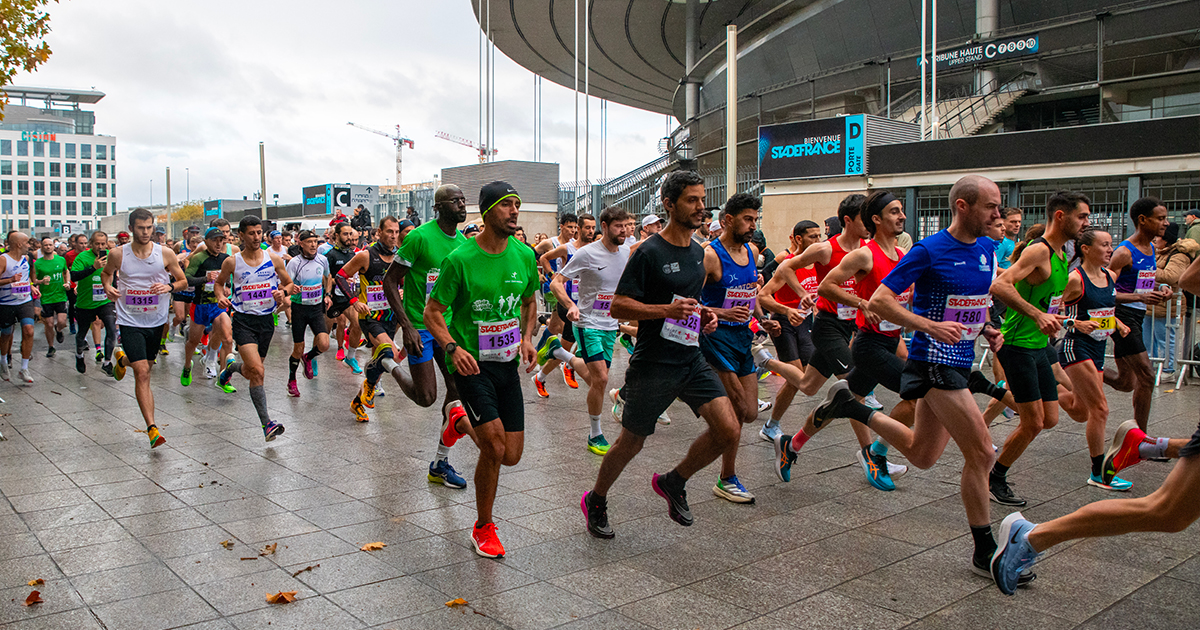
[[2, 85, 106, 106]]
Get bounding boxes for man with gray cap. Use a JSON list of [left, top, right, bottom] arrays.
[[1185, 209, 1200, 246]]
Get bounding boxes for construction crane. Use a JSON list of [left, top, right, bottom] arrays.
[[435, 131, 497, 164], [347, 122, 414, 186]]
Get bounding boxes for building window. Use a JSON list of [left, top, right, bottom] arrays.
[[33, 181, 44, 196], [18, 220, 28, 229], [0, 140, 10, 156], [49, 163, 59, 177], [97, 202, 107, 216], [34, 220, 45, 228], [110, 165, 116, 179], [110, 183, 116, 198], [96, 183, 106, 198], [0, 160, 8, 176], [110, 146, 115, 160], [81, 183, 91, 197], [0, 181, 10, 195], [96, 145, 107, 160], [65, 163, 76, 178], [32, 142, 43, 158], [16, 161, 28, 176], [65, 144, 75, 159], [17, 181, 28, 196], [81, 164, 91, 178], [49, 142, 59, 158], [65, 182, 75, 197], [81, 201, 92, 215], [1, 200, 10, 213], [96, 164, 106, 179], [17, 142, 28, 157], [34, 200, 44, 215], [50, 201, 60, 215], [79, 144, 91, 159], [66, 201, 76, 216], [49, 181, 59, 196], [33, 162, 44, 177], [18, 200, 28, 214]]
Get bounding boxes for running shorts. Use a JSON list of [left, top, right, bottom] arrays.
[[997, 343, 1059, 403], [119, 324, 163, 363], [809, 310, 856, 378], [899, 359, 971, 400], [847, 330, 903, 398], [577, 327, 618, 367], [699, 325, 756, 377], [771, 312, 815, 365], [555, 303, 576, 344], [621, 352, 726, 437], [231, 312, 275, 357], [191, 302, 226, 328], [455, 359, 525, 432], [1059, 336, 1106, 371], [360, 318, 399, 344], [326, 296, 351, 319], [40, 300, 68, 317], [0, 302, 36, 329], [408, 328, 438, 366], [290, 303, 328, 340], [1112, 305, 1147, 358], [1180, 421, 1200, 459]]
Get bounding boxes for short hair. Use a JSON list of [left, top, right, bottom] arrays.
[[1002, 207, 1023, 219], [837, 193, 867, 227], [90, 230, 107, 242], [129, 208, 155, 227], [599, 206, 631, 226], [379, 215, 400, 230], [578, 214, 595, 225], [238, 215, 262, 233], [860, 190, 897, 236], [793, 220, 820, 236], [5, 230, 20, 245], [559, 213, 578, 226], [334, 222, 354, 236], [1046, 190, 1091, 219], [722, 193, 761, 219], [209, 218, 231, 229], [661, 170, 705, 205], [949, 174, 994, 209], [1130, 197, 1163, 224]]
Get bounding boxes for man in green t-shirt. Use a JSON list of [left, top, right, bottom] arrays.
[[33, 238, 70, 357], [384, 184, 474, 490], [425, 181, 539, 559], [69, 231, 118, 375]]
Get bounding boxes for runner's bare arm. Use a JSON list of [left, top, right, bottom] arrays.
[[774, 241, 831, 301], [213, 255, 236, 309], [100, 246, 123, 300], [520, 293, 539, 372], [991, 242, 1062, 335], [537, 244, 568, 278], [869, 283, 963, 345], [424, 296, 478, 376], [548, 273, 576, 316], [817, 247, 870, 311], [161, 249, 189, 293]]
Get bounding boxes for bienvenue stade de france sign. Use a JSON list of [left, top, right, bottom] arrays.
[[932, 34, 1040, 71], [758, 115, 865, 181]]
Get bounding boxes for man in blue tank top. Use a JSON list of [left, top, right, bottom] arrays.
[[1105, 197, 1173, 431]]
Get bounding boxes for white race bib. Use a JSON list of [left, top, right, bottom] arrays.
[[1087, 306, 1116, 341], [299, 284, 322, 306], [591, 292, 614, 319], [1135, 269, 1156, 293], [92, 283, 107, 302], [660, 294, 701, 347], [1047, 295, 1064, 316], [425, 269, 439, 296], [944, 294, 989, 340], [365, 285, 388, 311], [878, 290, 911, 332], [478, 318, 521, 362], [239, 282, 275, 312]]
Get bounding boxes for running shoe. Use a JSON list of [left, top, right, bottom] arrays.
[[343, 355, 363, 374], [471, 521, 505, 558], [1102, 419, 1147, 484], [581, 491, 614, 539], [146, 425, 166, 449], [17, 368, 33, 383], [75, 354, 86, 374], [263, 421, 285, 442], [856, 446, 895, 491], [536, 335, 561, 366], [180, 367, 192, 387], [56, 329, 64, 344], [365, 342, 392, 373], [95, 348, 103, 363], [196, 344, 206, 356], [750, 338, 772, 369], [997, 380, 1016, 419], [757, 399, 773, 414], [1087, 472, 1132, 491], [102, 361, 114, 377], [618, 334, 635, 354], [971, 556, 1036, 587], [216, 356, 236, 390], [286, 380, 301, 397], [863, 392, 883, 410], [562, 364, 579, 389], [112, 350, 127, 381], [532, 373, 549, 398], [887, 461, 908, 478], [46, 346, 56, 358], [773, 434, 797, 483], [651, 473, 693, 526], [758, 419, 782, 442], [301, 354, 315, 379], [310, 358, 318, 377], [587, 434, 611, 455], [376, 384, 385, 397], [428, 459, 467, 489], [713, 475, 755, 504], [351, 395, 369, 422], [988, 476, 1027, 506], [441, 401, 467, 447], [205, 364, 218, 380], [0, 360, 9, 381], [812, 380, 860, 428], [609, 388, 624, 422], [991, 511, 1041, 595], [336, 347, 345, 361], [657, 411, 671, 426], [359, 379, 377, 409], [757, 368, 771, 381]]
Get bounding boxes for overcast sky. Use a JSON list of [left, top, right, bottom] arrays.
[[13, 0, 670, 208]]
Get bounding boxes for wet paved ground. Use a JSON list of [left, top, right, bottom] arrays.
[[1, 325, 1198, 630]]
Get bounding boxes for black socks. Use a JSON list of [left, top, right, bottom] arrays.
[[991, 462, 1010, 480], [288, 357, 300, 380], [1091, 454, 1104, 478], [971, 524, 997, 563]]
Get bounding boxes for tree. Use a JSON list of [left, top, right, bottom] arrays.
[[1, 0, 58, 117], [170, 202, 204, 224]]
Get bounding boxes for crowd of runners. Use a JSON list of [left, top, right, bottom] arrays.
[[2, 172, 1199, 594]]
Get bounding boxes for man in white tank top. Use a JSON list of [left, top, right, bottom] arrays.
[[0, 231, 38, 383], [100, 208, 189, 449], [214, 215, 294, 442]]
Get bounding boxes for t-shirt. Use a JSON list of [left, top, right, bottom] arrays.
[[995, 237, 1016, 270], [429, 237, 538, 372], [286, 254, 330, 305], [615, 233, 706, 365], [324, 245, 357, 299], [397, 221, 467, 329], [558, 241, 630, 331], [34, 255, 68, 304], [881, 229, 996, 369], [186, 250, 227, 304], [71, 249, 110, 310], [317, 242, 333, 256]]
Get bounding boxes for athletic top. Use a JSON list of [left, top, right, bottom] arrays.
[[397, 221, 466, 329], [814, 237, 865, 320], [995, 237, 1016, 269], [357, 242, 393, 321], [34, 254, 68, 304], [563, 241, 580, 302], [1114, 239, 1156, 311], [186, 250, 227, 305], [287, 254, 329, 306], [772, 252, 811, 309], [1065, 267, 1117, 343], [267, 244, 288, 259], [71, 250, 110, 310], [230, 252, 279, 316], [324, 245, 358, 300], [882, 229, 996, 369], [856, 240, 909, 337], [317, 242, 333, 256], [115, 243, 171, 328], [558, 240, 630, 331], [0, 253, 31, 306], [615, 233, 707, 365], [1001, 237, 1069, 349], [700, 239, 757, 327], [541, 235, 563, 294]]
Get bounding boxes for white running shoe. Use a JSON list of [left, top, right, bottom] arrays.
[[609, 388, 623, 423], [17, 368, 33, 383], [757, 399, 773, 414], [657, 411, 671, 426], [205, 364, 218, 379], [886, 461, 908, 478], [863, 393, 884, 410]]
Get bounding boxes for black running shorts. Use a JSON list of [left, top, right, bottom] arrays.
[[455, 359, 525, 432]]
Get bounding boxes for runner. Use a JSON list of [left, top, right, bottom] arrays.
[[533, 214, 595, 396], [100, 209, 190, 448], [987, 191, 1089, 506], [333, 216, 404, 423], [180, 228, 233, 385], [64, 233, 86, 335], [385, 184, 473, 489], [70, 231, 117, 374], [32, 237, 69, 358], [0, 231, 36, 382], [541, 205, 632, 457], [424, 181, 540, 558], [581, 170, 740, 540], [284, 230, 331, 397], [532, 214, 578, 377], [214, 215, 293, 441], [324, 222, 364, 373], [1056, 227, 1135, 490], [1104, 197, 1173, 432]]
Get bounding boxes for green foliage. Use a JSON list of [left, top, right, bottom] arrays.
[[1, 0, 59, 117]]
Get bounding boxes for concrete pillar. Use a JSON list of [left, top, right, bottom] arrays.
[[976, 0, 999, 93], [726, 24, 738, 202], [685, 0, 699, 121]]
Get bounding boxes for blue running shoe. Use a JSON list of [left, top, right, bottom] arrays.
[[344, 356, 363, 374], [758, 419, 782, 442], [991, 511, 1042, 596], [537, 335, 561, 366], [428, 459, 467, 489], [773, 434, 796, 483], [1087, 473, 1132, 492], [713, 475, 755, 504], [857, 446, 895, 491], [217, 356, 236, 389]]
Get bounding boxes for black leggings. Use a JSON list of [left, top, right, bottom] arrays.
[[75, 302, 117, 360]]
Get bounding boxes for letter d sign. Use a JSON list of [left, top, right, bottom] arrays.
[[848, 122, 862, 140]]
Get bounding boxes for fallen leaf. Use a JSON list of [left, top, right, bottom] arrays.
[[446, 597, 468, 607], [266, 591, 298, 604], [360, 542, 387, 551], [240, 557, 258, 561], [220, 540, 234, 550], [23, 591, 41, 606], [134, 429, 147, 434], [50, 390, 62, 396], [259, 543, 277, 556], [26, 579, 43, 586], [290, 563, 319, 577]]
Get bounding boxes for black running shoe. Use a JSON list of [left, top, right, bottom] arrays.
[[989, 476, 1027, 506], [46, 346, 56, 358], [812, 380, 865, 428], [581, 491, 614, 539], [971, 555, 1036, 587], [76, 354, 86, 374], [56, 330, 64, 344], [651, 473, 693, 526]]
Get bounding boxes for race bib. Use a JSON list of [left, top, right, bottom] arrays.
[[835, 279, 857, 320], [203, 282, 215, 294], [123, 289, 161, 313], [366, 285, 388, 311], [92, 283, 107, 302], [478, 319, 520, 362], [661, 294, 701, 347], [570, 282, 580, 304], [300, 284, 322, 306], [591, 292, 614, 319], [1087, 306, 1116, 341], [722, 285, 756, 321], [425, 269, 439, 296], [9, 279, 30, 298], [1135, 269, 1155, 293], [878, 289, 912, 332], [944, 294, 989, 340], [1047, 295, 1064, 316], [239, 281, 274, 312]]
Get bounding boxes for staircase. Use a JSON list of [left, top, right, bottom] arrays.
[[892, 71, 1039, 138]]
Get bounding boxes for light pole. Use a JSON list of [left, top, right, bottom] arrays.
[[186, 168, 190, 202]]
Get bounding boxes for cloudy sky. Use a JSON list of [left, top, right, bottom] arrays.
[[13, 0, 670, 208]]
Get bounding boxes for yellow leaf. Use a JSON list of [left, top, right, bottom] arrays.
[[26, 579, 43, 586], [259, 543, 277, 556], [360, 542, 387, 551], [220, 539, 234, 549], [265, 591, 298, 604], [446, 597, 468, 607]]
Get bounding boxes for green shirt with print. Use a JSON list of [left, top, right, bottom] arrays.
[[429, 237, 538, 372], [398, 220, 467, 329], [34, 255, 68, 304], [71, 250, 111, 309]]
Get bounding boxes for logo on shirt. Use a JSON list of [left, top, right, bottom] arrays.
[[473, 299, 493, 311], [662, 262, 681, 274]]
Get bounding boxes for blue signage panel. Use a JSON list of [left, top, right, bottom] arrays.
[[758, 115, 865, 181], [203, 200, 222, 218]]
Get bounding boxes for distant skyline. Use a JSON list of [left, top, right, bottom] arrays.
[[12, 0, 671, 209]]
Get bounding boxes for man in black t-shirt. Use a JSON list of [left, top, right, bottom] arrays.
[[581, 171, 740, 539], [323, 222, 363, 371]]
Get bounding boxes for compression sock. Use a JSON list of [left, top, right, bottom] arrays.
[[991, 462, 1010, 480], [552, 346, 575, 363], [21, 358, 29, 370], [366, 348, 392, 385], [289, 357, 300, 380], [968, 370, 1009, 401], [870, 439, 889, 458], [971, 525, 997, 564], [1138, 437, 1170, 461], [589, 414, 603, 439], [249, 385, 270, 426], [1091, 454, 1105, 478], [435, 443, 451, 463], [790, 428, 812, 452], [304, 347, 321, 361]]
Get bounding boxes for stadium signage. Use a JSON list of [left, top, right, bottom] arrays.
[[758, 115, 864, 181]]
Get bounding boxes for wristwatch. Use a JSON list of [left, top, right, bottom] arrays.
[[444, 342, 458, 355], [1062, 319, 1075, 329]]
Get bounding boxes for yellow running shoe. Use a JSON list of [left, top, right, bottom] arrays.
[[360, 379, 376, 409], [147, 425, 165, 449], [112, 350, 127, 381]]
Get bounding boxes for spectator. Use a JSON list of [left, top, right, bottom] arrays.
[[1185, 209, 1200, 250], [514, 226, 528, 245], [750, 229, 773, 274], [350, 203, 372, 234], [1146, 223, 1198, 373], [406, 206, 422, 227], [824, 216, 842, 238], [463, 223, 481, 239]]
